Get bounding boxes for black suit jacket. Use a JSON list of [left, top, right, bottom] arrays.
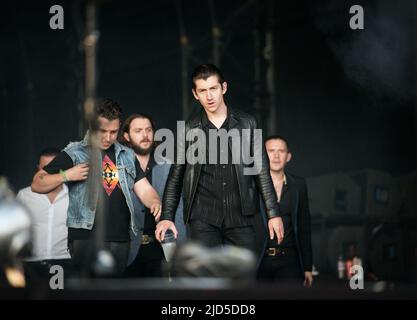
[[259, 173, 313, 271]]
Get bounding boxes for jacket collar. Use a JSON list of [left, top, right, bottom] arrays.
[[81, 131, 91, 147], [190, 107, 240, 129]]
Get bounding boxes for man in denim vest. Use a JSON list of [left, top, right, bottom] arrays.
[[31, 99, 162, 276]]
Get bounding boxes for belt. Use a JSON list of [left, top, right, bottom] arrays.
[[25, 259, 69, 267], [141, 234, 156, 245], [25, 260, 52, 266], [266, 247, 293, 257]]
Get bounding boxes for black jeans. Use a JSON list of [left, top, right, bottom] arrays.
[[68, 240, 130, 277], [23, 259, 74, 288], [257, 247, 304, 282], [189, 219, 256, 252], [124, 241, 165, 278]]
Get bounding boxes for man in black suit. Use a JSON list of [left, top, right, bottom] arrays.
[[257, 135, 313, 287]]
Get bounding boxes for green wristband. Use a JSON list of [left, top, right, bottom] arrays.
[[59, 169, 68, 182]]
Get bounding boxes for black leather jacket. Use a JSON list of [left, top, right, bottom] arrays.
[[161, 107, 280, 224]]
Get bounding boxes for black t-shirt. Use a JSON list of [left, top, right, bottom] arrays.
[[43, 144, 145, 242], [141, 155, 157, 235]]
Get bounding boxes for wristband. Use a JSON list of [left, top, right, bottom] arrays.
[[59, 169, 69, 182]]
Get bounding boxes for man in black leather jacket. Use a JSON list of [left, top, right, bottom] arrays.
[[155, 64, 284, 252]]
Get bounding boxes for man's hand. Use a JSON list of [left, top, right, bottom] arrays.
[[134, 177, 162, 216], [268, 216, 284, 244], [304, 271, 313, 288], [150, 201, 162, 222], [65, 163, 89, 182], [155, 220, 178, 242]]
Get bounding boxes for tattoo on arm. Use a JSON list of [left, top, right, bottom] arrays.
[[39, 173, 46, 180]]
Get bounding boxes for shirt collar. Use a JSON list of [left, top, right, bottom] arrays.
[[201, 107, 230, 130], [147, 153, 157, 171]]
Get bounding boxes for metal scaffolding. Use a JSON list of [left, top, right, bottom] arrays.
[[175, 0, 278, 130]]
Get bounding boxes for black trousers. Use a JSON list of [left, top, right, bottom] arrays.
[[124, 241, 166, 278], [257, 247, 304, 282], [68, 240, 130, 277], [23, 259, 74, 288], [189, 219, 256, 252]]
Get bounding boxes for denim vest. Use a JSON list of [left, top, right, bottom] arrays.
[[63, 134, 139, 236], [127, 160, 187, 265]]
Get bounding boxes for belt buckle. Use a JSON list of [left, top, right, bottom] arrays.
[[141, 234, 151, 245], [267, 248, 277, 256]]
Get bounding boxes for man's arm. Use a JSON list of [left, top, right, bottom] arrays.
[[251, 117, 280, 218], [249, 117, 284, 243], [31, 170, 65, 194], [154, 163, 186, 242], [298, 179, 313, 272], [297, 178, 313, 287], [160, 163, 186, 221], [155, 124, 189, 242], [133, 177, 162, 219], [31, 164, 89, 194]]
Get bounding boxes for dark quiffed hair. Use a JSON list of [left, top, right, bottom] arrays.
[[191, 64, 225, 89], [39, 148, 60, 159], [265, 135, 290, 152], [94, 98, 123, 121], [119, 113, 156, 147]]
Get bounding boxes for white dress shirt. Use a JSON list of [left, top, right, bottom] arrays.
[[16, 185, 71, 261]]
